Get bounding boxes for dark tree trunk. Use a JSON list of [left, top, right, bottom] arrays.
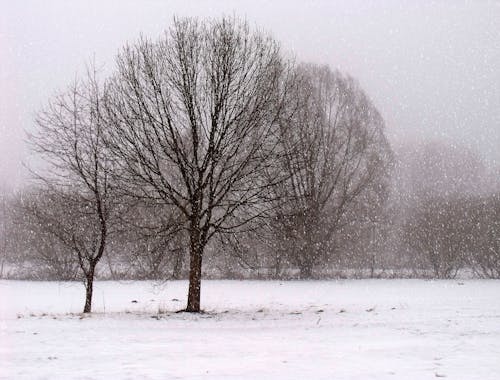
[[83, 267, 95, 313], [185, 210, 204, 312], [186, 247, 203, 312]]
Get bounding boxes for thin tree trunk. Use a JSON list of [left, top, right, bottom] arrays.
[[83, 265, 96, 313], [172, 248, 183, 280], [186, 198, 204, 312], [299, 224, 315, 279], [370, 254, 376, 278], [83, 277, 93, 313], [274, 253, 282, 279], [299, 260, 313, 279]]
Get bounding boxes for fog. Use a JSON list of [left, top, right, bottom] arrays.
[[1, 0, 499, 190], [2, 6, 500, 376]]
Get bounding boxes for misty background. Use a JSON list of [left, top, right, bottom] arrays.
[[1, 1, 499, 283], [2, 5, 500, 377], [1, 0, 499, 191]]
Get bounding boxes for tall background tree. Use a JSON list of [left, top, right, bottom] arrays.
[[269, 64, 392, 278]]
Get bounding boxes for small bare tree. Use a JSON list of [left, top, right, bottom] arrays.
[[30, 66, 117, 312], [105, 17, 292, 311]]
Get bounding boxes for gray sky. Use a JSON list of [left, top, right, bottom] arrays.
[[1, 0, 499, 189]]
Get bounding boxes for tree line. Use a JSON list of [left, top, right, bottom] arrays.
[[0, 17, 498, 313]]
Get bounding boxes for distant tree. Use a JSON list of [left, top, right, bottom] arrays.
[[7, 189, 80, 280], [392, 141, 486, 207], [270, 64, 392, 278], [469, 193, 500, 278], [0, 191, 7, 278], [403, 197, 470, 278], [30, 66, 118, 312], [388, 141, 489, 273], [104, 17, 292, 311]]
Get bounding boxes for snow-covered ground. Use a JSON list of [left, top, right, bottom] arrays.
[[1, 279, 499, 379]]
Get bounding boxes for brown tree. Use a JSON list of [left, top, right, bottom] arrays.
[[104, 18, 292, 312]]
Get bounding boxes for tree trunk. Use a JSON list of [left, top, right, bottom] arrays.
[[299, 225, 315, 279], [274, 252, 282, 279], [186, 247, 203, 312], [83, 265, 96, 313], [185, 212, 204, 312], [172, 248, 184, 280], [0, 256, 4, 279], [299, 260, 313, 279], [369, 253, 376, 278]]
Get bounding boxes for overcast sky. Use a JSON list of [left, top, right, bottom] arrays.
[[1, 0, 499, 189]]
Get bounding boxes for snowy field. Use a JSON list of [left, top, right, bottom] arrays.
[[1, 280, 500, 379]]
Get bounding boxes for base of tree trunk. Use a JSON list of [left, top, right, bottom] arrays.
[[299, 267, 314, 280], [176, 308, 205, 314], [83, 278, 94, 313], [186, 248, 203, 312]]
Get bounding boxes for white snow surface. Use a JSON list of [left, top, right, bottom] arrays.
[[1, 279, 499, 379]]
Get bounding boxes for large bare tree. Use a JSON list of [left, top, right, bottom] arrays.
[[104, 18, 292, 312], [30, 67, 117, 312], [271, 64, 392, 278]]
